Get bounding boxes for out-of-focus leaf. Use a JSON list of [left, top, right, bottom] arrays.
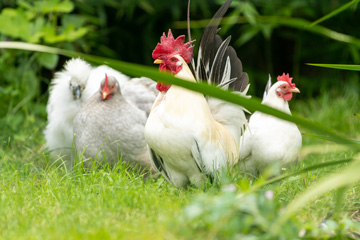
[[0, 8, 32, 42], [307, 63, 360, 71], [62, 15, 87, 29], [62, 26, 88, 42], [239, 1, 258, 25], [235, 26, 261, 47], [37, 53, 59, 69], [310, 0, 360, 27], [139, 0, 155, 14], [34, 0, 74, 14], [0, 41, 358, 151]]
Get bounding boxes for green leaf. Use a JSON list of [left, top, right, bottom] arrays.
[[0, 8, 32, 42], [235, 26, 261, 47], [62, 26, 88, 42], [307, 63, 360, 71], [310, 0, 360, 27], [0, 41, 359, 151], [34, 0, 74, 14], [37, 52, 59, 69], [62, 14, 87, 29]]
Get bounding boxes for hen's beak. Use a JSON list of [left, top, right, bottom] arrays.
[[102, 91, 110, 100], [73, 85, 81, 99], [154, 59, 163, 64], [291, 87, 300, 93]]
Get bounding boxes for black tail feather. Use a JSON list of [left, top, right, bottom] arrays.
[[195, 0, 249, 92]]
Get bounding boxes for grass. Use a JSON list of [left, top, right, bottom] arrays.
[[0, 89, 359, 239]]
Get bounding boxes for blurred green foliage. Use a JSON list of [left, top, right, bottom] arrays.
[[0, 0, 359, 144]]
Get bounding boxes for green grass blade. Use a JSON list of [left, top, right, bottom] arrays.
[[270, 155, 360, 234], [307, 63, 360, 71], [0, 41, 359, 150], [250, 158, 353, 191], [175, 16, 360, 48], [310, 0, 360, 27]]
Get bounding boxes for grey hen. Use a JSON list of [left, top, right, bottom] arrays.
[[73, 74, 152, 172]]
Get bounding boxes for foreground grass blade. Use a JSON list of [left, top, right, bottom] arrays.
[[250, 158, 353, 191], [271, 155, 360, 234], [175, 16, 360, 48], [307, 63, 360, 71], [310, 0, 360, 27], [0, 41, 359, 150]]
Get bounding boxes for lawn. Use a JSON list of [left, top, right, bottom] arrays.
[[1, 87, 359, 240]]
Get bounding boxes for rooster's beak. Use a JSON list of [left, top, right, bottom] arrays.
[[154, 59, 163, 64], [291, 87, 300, 93]]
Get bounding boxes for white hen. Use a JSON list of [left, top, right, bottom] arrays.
[[238, 73, 302, 175], [44, 58, 155, 161], [44, 58, 92, 158]]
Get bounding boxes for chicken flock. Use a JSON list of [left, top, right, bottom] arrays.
[[44, 0, 301, 187]]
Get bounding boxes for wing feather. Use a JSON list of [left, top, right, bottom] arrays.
[[150, 148, 171, 183]]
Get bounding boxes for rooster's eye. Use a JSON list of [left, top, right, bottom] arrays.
[[282, 85, 287, 89], [171, 58, 176, 62]]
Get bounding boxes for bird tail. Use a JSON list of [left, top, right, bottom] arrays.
[[195, 0, 249, 94], [262, 74, 272, 102]]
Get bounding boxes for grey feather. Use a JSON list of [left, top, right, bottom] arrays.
[[73, 76, 153, 171]]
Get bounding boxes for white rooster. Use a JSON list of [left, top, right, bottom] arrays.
[[144, 0, 249, 187], [238, 73, 302, 175]]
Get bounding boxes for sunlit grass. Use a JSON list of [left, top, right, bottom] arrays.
[[0, 88, 359, 239]]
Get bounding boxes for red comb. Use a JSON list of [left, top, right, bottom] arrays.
[[104, 73, 108, 83], [277, 73, 295, 88], [152, 29, 195, 63]]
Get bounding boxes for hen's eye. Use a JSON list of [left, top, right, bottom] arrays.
[[282, 85, 287, 89], [171, 58, 176, 62]]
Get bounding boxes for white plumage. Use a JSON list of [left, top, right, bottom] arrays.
[[44, 58, 93, 159], [145, 0, 249, 187], [239, 74, 302, 175], [44, 58, 156, 161]]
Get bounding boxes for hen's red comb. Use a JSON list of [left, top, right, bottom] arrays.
[[103, 73, 109, 90], [104, 73, 108, 84], [277, 73, 295, 88], [152, 29, 195, 63]]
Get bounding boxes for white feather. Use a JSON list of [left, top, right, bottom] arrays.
[[145, 56, 243, 187], [44, 58, 92, 158], [44, 58, 156, 161]]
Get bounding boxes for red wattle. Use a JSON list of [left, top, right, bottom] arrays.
[[156, 82, 171, 92], [283, 92, 293, 101]]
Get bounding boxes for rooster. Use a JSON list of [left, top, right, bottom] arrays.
[[238, 73, 302, 175], [144, 0, 249, 187], [73, 74, 153, 171]]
